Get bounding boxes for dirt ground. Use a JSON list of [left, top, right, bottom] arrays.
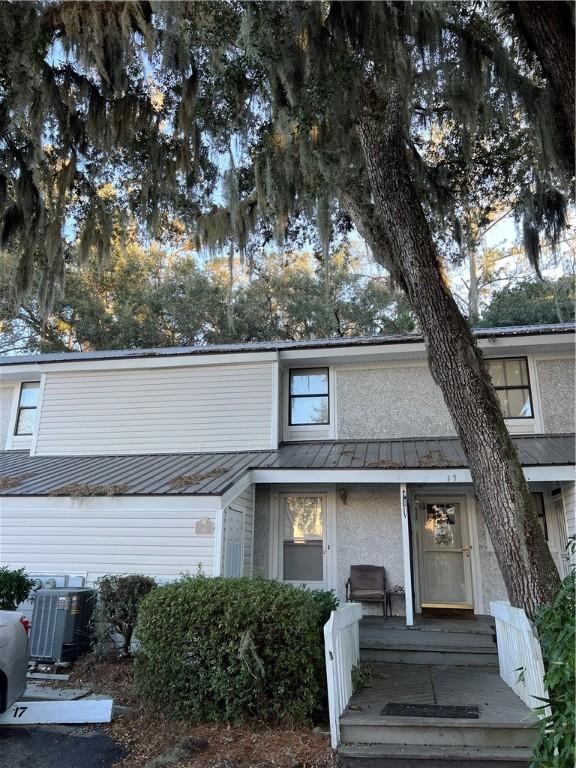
[[66, 657, 337, 768]]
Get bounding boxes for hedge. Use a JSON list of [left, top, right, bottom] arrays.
[[0, 567, 35, 610], [93, 574, 157, 657], [134, 576, 338, 724]]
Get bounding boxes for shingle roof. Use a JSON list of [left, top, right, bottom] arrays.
[[1, 323, 573, 367], [0, 434, 573, 497]]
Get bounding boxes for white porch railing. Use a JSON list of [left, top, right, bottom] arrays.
[[490, 601, 549, 715], [559, 552, 572, 580], [324, 602, 363, 749]]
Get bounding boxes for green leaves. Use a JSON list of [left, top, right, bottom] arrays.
[[93, 574, 156, 657], [134, 576, 338, 724], [0, 566, 36, 611], [1, 239, 415, 354], [2, 1, 571, 314], [480, 278, 575, 328], [531, 568, 575, 768]]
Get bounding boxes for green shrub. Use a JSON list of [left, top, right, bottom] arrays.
[[0, 567, 35, 610], [94, 574, 157, 657], [135, 576, 338, 724], [531, 568, 575, 768], [309, 586, 340, 627]]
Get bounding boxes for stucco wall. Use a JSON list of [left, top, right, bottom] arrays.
[[537, 359, 575, 433], [337, 366, 455, 439], [336, 485, 405, 615], [253, 485, 271, 577]]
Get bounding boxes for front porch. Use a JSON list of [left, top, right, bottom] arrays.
[[325, 606, 542, 766], [249, 478, 570, 624], [339, 661, 538, 766]]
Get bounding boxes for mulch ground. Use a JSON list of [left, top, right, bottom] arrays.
[[66, 657, 337, 768]]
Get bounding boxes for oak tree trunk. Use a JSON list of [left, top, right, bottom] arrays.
[[348, 86, 560, 618], [507, 1, 575, 178]]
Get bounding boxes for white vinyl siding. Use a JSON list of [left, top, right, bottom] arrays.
[[220, 486, 255, 577], [35, 362, 276, 455], [242, 487, 255, 576], [0, 497, 216, 584], [562, 481, 576, 540]]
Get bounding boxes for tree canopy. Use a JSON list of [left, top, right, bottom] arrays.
[[480, 277, 575, 328], [1, 0, 573, 615], [0, 233, 413, 354], [1, 1, 572, 310]]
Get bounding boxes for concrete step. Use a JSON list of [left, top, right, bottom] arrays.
[[338, 743, 532, 767], [360, 648, 499, 666], [339, 715, 537, 750]]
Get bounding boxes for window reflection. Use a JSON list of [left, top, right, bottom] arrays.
[[487, 358, 533, 419], [289, 368, 329, 425]]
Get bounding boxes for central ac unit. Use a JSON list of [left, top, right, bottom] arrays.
[[30, 588, 95, 662]]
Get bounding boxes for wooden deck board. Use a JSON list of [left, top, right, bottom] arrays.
[[360, 615, 496, 636], [343, 664, 537, 728]]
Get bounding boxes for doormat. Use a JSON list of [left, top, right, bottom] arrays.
[[380, 703, 479, 719], [422, 607, 475, 619]]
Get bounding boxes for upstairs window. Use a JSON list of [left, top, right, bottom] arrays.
[[487, 358, 533, 419], [15, 382, 40, 435], [289, 368, 329, 426]]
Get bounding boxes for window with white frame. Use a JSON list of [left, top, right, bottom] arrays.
[[288, 368, 329, 426], [14, 381, 40, 435], [486, 358, 533, 419]]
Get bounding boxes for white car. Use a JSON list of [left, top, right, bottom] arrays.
[[0, 611, 29, 713]]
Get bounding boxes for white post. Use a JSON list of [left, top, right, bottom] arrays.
[[400, 483, 414, 626]]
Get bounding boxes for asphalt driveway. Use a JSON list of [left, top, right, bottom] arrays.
[[0, 724, 124, 768]]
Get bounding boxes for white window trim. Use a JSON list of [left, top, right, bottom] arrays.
[[6, 377, 43, 451], [409, 489, 483, 615], [269, 486, 337, 592], [485, 355, 542, 435], [282, 367, 335, 442], [30, 374, 47, 456]]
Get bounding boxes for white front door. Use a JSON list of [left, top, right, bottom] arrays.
[[417, 496, 474, 609], [278, 492, 329, 589]]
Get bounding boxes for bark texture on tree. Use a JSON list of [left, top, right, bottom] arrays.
[[507, 1, 575, 178], [348, 85, 560, 618]]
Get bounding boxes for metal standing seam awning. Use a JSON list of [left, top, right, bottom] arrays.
[[0, 433, 573, 499]]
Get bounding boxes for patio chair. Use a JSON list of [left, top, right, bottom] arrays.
[[345, 565, 387, 616]]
